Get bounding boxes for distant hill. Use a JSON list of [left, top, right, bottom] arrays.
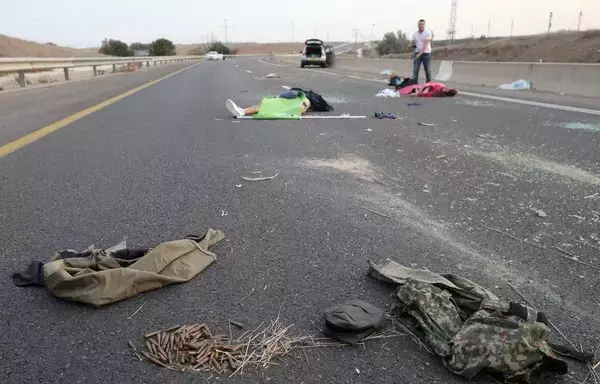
[[0, 34, 102, 57], [383, 30, 600, 63]]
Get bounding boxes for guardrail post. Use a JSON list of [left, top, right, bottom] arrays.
[[112, 64, 116, 73], [153, 61, 157, 67], [18, 71, 26, 87], [63, 67, 70, 81], [93, 65, 97, 76], [146, 60, 150, 67]]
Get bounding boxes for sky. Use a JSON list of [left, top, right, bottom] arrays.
[[2, 0, 600, 47]]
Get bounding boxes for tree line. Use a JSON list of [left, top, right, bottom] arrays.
[[100, 38, 238, 57], [99, 38, 176, 56]]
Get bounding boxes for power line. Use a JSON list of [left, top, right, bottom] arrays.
[[447, 0, 458, 41]]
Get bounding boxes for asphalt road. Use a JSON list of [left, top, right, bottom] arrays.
[[1, 58, 599, 384]]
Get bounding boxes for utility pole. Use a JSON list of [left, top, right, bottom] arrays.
[[577, 10, 583, 31], [510, 20, 514, 37], [352, 28, 358, 51], [222, 19, 229, 42], [547, 12, 553, 33], [447, 0, 458, 41], [487, 20, 491, 37]]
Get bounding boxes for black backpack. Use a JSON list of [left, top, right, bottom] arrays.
[[395, 77, 413, 90], [290, 88, 334, 112]]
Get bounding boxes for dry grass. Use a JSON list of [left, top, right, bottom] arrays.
[[0, 34, 103, 58], [176, 42, 305, 56], [385, 30, 600, 63]]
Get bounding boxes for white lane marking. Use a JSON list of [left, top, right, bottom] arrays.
[[459, 92, 600, 116], [258, 58, 600, 116]]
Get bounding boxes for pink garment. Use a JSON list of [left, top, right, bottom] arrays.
[[398, 84, 421, 95]]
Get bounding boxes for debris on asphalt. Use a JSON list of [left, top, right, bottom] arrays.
[[365, 128, 373, 132], [373, 111, 397, 119], [418, 122, 439, 126], [323, 300, 384, 344], [221, 210, 229, 217], [532, 208, 547, 218], [553, 247, 597, 269], [375, 89, 400, 98], [362, 206, 391, 219], [406, 102, 422, 106], [266, 73, 279, 78], [135, 319, 310, 376], [242, 173, 279, 182], [12, 230, 225, 306], [127, 302, 146, 320], [584, 193, 598, 199], [229, 320, 244, 329], [380, 69, 394, 76], [235, 184, 242, 188], [245, 70, 253, 74], [368, 259, 588, 383], [239, 288, 256, 304], [436, 154, 448, 159], [570, 214, 586, 221], [477, 133, 496, 139]]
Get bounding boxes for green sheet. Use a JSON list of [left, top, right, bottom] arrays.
[[253, 91, 306, 120]]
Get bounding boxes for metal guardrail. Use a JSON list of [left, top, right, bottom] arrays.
[[0, 55, 203, 87]]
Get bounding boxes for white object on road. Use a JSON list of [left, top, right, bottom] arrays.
[[380, 69, 394, 76], [532, 209, 547, 218], [498, 79, 531, 90], [242, 173, 279, 182], [266, 73, 279, 78], [375, 89, 400, 98]]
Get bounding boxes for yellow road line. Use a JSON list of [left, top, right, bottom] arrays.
[[0, 62, 201, 159]]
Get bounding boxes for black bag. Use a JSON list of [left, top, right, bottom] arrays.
[[290, 88, 334, 112], [395, 77, 413, 90]]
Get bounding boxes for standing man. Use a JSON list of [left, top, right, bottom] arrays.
[[412, 19, 434, 84]]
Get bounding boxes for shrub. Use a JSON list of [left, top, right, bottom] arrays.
[[99, 39, 130, 56], [149, 38, 176, 56]]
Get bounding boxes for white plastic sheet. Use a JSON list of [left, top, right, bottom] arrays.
[[498, 79, 531, 90]]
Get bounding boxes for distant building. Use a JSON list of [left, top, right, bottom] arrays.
[[133, 49, 149, 57]]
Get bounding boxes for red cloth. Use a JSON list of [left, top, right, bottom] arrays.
[[416, 82, 447, 97], [398, 84, 421, 95], [415, 82, 458, 97]]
